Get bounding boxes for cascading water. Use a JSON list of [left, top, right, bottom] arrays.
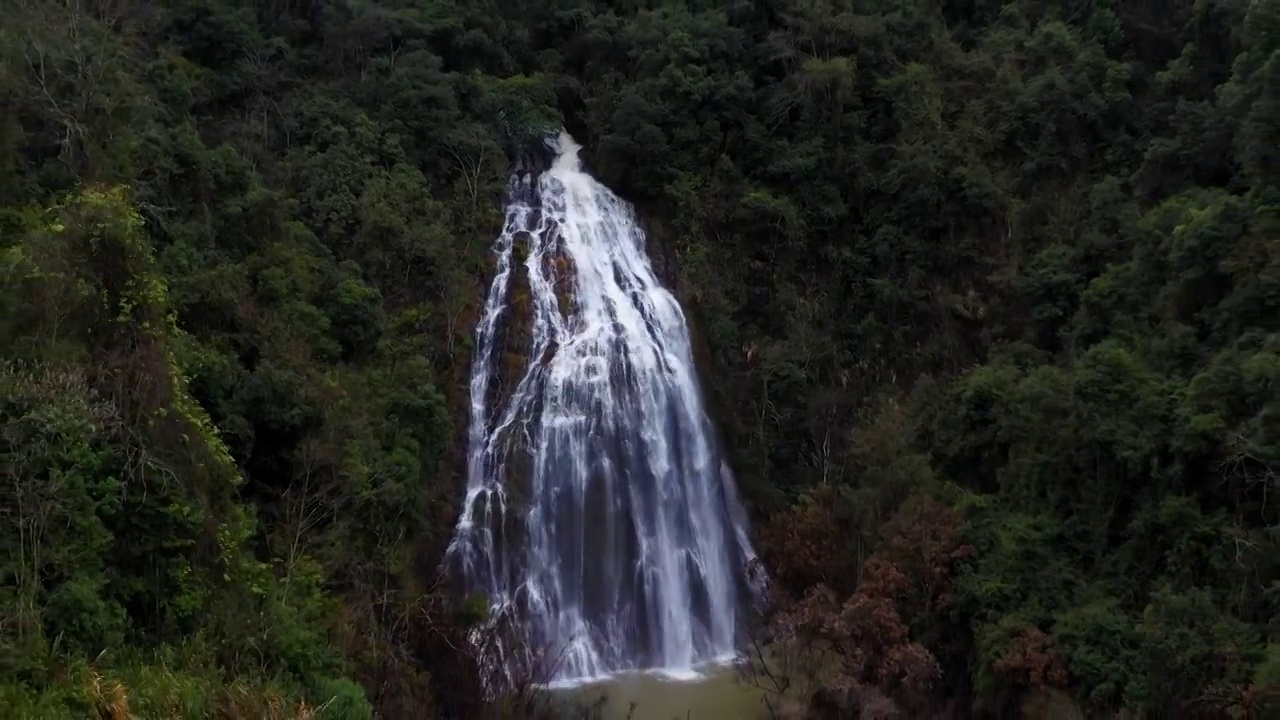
[[447, 131, 762, 691]]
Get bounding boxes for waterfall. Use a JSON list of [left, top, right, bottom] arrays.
[[446, 131, 761, 690]]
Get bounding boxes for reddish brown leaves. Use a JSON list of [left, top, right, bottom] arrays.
[[993, 628, 1069, 690], [836, 556, 941, 699], [758, 493, 972, 713], [759, 484, 850, 592], [877, 495, 976, 622]]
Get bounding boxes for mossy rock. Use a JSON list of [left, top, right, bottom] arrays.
[[556, 290, 574, 319]]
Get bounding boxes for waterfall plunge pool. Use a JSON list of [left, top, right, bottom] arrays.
[[528, 640, 841, 719], [540, 662, 767, 719]]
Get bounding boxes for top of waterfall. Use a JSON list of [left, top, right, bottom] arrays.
[[550, 130, 584, 174]]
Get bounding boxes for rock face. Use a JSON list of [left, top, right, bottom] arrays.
[[508, 132, 559, 194]]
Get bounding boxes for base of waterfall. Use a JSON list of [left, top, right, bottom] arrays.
[[536, 639, 849, 719], [537, 657, 766, 720], [536, 650, 743, 690]]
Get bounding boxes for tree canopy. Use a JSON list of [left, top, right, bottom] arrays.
[[2, 1, 1275, 718]]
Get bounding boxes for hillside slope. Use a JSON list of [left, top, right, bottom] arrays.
[[2, 1, 1275, 717]]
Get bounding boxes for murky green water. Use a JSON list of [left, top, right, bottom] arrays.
[[535, 638, 834, 717], [550, 666, 768, 720], [534, 643, 839, 719]]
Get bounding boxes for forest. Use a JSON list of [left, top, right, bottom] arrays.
[[2, 0, 1276, 718]]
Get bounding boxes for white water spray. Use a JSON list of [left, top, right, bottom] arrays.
[[447, 132, 761, 690]]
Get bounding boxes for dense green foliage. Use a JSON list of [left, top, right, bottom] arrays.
[[2, 0, 1275, 718]]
